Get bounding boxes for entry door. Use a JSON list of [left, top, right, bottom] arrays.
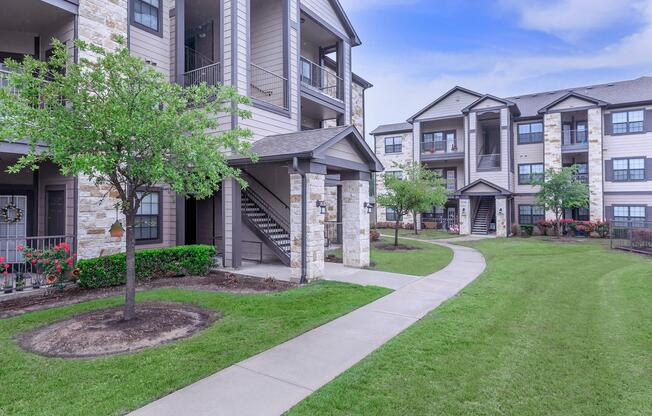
[[447, 207, 456, 225], [46, 188, 66, 236], [0, 195, 27, 263]]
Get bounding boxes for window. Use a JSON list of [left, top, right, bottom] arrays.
[[384, 136, 402, 153], [612, 110, 644, 134], [386, 207, 400, 221], [518, 122, 543, 144], [575, 163, 588, 183], [422, 131, 455, 153], [132, 0, 162, 35], [433, 168, 456, 191], [576, 121, 588, 143], [386, 170, 403, 180], [300, 58, 312, 84], [564, 207, 590, 221], [613, 158, 645, 181], [518, 163, 544, 185], [613, 205, 646, 227], [519, 205, 545, 225], [135, 191, 161, 243]]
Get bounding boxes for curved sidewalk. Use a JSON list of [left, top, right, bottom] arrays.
[[129, 240, 486, 416]]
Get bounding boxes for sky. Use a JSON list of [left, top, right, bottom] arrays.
[[338, 0, 652, 138]]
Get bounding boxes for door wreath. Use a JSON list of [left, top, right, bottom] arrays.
[[0, 201, 24, 224]]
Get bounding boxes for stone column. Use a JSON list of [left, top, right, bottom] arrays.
[[222, 178, 241, 268], [290, 173, 325, 282], [495, 196, 508, 237], [543, 112, 562, 220], [459, 197, 471, 235], [342, 178, 370, 268], [588, 108, 604, 221]]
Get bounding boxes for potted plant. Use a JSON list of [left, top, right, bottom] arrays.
[[15, 273, 25, 292], [1, 261, 11, 293]]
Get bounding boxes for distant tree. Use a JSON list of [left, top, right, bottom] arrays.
[[377, 162, 448, 246], [533, 165, 589, 237], [0, 38, 255, 320]]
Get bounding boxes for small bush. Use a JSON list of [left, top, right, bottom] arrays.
[[78, 245, 216, 289], [511, 223, 521, 236], [520, 224, 534, 236], [370, 230, 380, 242]]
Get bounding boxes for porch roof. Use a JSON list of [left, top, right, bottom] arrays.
[[230, 126, 384, 172], [455, 179, 512, 196]]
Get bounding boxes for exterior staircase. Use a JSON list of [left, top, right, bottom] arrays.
[[472, 197, 494, 235], [241, 188, 291, 266]]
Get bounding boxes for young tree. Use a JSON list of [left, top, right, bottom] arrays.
[[533, 165, 589, 237], [0, 39, 255, 320], [377, 162, 448, 246]]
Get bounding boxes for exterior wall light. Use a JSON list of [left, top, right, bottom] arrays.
[[364, 202, 375, 214], [316, 200, 326, 214], [498, 207, 504, 215]]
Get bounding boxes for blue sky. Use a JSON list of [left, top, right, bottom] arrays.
[[339, 0, 652, 137]]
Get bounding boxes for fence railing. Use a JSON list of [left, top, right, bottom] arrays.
[[477, 153, 501, 169], [610, 221, 652, 254], [184, 62, 222, 87], [299, 57, 344, 101], [0, 235, 76, 293], [421, 140, 457, 154], [562, 129, 588, 146], [250, 63, 288, 109], [324, 221, 342, 247]]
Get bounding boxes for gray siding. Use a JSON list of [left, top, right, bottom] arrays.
[[130, 0, 174, 77]]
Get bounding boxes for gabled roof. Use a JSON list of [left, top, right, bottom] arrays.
[[328, 0, 361, 46], [407, 86, 483, 123], [370, 122, 413, 136], [230, 126, 383, 171], [537, 91, 610, 114], [456, 179, 512, 196], [461, 94, 520, 116]]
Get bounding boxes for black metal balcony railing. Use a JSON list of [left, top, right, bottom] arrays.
[[250, 63, 288, 110], [563, 129, 588, 146], [300, 57, 344, 101], [183, 62, 222, 87], [421, 140, 457, 154], [477, 153, 501, 169]]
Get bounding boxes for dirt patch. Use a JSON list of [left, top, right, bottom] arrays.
[[0, 273, 296, 319], [19, 301, 218, 358], [325, 254, 343, 263], [373, 242, 421, 251]]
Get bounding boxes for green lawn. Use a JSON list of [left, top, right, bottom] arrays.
[[377, 227, 453, 240], [329, 237, 453, 276], [0, 282, 389, 416], [290, 239, 652, 416]]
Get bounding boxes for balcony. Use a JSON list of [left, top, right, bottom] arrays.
[[300, 57, 343, 102], [420, 134, 464, 161], [562, 128, 589, 153], [477, 153, 501, 170], [250, 63, 288, 110], [183, 46, 222, 87]]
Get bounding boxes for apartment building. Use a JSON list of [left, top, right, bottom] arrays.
[[0, 0, 378, 282], [372, 77, 652, 236]]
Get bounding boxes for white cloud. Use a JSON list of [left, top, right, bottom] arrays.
[[501, 0, 647, 42], [357, 0, 652, 141], [338, 0, 420, 12]]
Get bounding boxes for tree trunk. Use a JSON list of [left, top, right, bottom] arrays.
[[123, 210, 137, 321], [394, 218, 400, 247], [556, 213, 562, 238], [413, 211, 419, 235]]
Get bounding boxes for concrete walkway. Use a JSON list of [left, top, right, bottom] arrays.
[[129, 240, 486, 416]]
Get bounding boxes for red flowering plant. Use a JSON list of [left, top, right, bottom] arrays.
[[18, 242, 77, 289], [1, 257, 12, 292]]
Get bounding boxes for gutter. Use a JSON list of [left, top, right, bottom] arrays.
[[292, 157, 307, 284]]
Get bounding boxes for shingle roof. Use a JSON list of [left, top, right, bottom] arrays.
[[508, 76, 652, 117], [370, 122, 413, 135]]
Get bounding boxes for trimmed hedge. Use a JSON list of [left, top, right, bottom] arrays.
[[78, 245, 216, 289]]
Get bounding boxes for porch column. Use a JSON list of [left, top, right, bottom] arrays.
[[543, 112, 562, 220], [221, 177, 241, 268], [587, 108, 604, 220], [290, 172, 325, 282], [496, 196, 508, 237], [341, 174, 370, 268], [459, 196, 471, 235]]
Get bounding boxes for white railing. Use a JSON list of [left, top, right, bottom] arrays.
[[300, 56, 344, 101], [250, 63, 288, 109]]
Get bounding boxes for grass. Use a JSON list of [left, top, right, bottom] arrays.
[[0, 282, 389, 416], [289, 238, 652, 416], [377, 227, 453, 240], [329, 237, 453, 276]]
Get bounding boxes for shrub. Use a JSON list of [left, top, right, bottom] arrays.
[[520, 224, 534, 236], [631, 229, 652, 247], [375, 222, 395, 229], [511, 223, 521, 236], [369, 229, 380, 242], [78, 245, 216, 289]]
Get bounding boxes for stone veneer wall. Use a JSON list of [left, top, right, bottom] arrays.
[[459, 197, 471, 235], [374, 131, 414, 225], [352, 82, 365, 135], [495, 196, 507, 237], [341, 179, 370, 268], [290, 173, 325, 282], [587, 108, 604, 220], [324, 186, 338, 222], [543, 112, 562, 220], [76, 0, 129, 259]]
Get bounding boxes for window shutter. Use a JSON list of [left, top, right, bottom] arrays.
[[647, 206, 652, 223], [604, 159, 613, 182], [646, 110, 652, 133], [605, 205, 614, 221], [646, 158, 652, 181], [603, 113, 612, 135]]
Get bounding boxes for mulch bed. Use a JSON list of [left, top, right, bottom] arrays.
[[373, 242, 421, 251], [0, 273, 296, 319], [18, 301, 219, 358]]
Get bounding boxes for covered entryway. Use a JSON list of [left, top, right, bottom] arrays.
[[456, 179, 512, 237]]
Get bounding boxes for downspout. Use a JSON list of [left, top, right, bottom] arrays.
[[292, 157, 307, 284]]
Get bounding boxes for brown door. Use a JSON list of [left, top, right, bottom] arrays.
[[46, 188, 66, 236]]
